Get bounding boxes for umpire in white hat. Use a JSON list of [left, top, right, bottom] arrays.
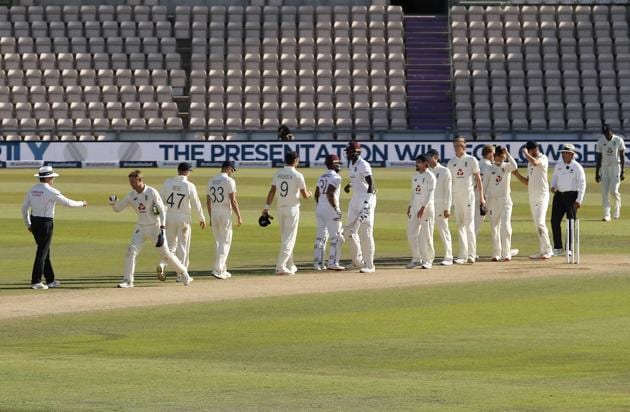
[[21, 166, 88, 289], [550, 144, 586, 256]]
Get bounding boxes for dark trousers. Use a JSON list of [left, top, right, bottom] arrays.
[[30, 216, 55, 285], [551, 191, 578, 250]]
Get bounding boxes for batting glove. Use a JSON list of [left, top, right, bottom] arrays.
[[334, 208, 342, 221], [358, 201, 370, 223], [108, 194, 118, 206]]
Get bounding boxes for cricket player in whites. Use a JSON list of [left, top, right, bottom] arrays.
[[447, 136, 485, 264], [427, 149, 453, 265], [263, 151, 312, 275], [157, 162, 206, 282], [596, 124, 625, 221], [313, 154, 345, 271], [110, 170, 192, 288], [343, 140, 377, 273], [207, 161, 242, 279], [513, 140, 553, 259], [475, 144, 495, 236], [484, 146, 519, 261], [406, 154, 436, 269]]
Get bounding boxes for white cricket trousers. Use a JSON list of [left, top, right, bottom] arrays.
[[344, 195, 376, 269], [211, 209, 233, 275], [488, 197, 513, 259], [407, 204, 435, 264], [160, 212, 191, 270], [314, 206, 343, 267], [124, 223, 188, 283], [276, 205, 300, 273], [452, 190, 476, 260], [529, 192, 553, 255], [434, 202, 453, 260], [600, 165, 621, 218]]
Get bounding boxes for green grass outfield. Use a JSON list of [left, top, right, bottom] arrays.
[[1, 166, 629, 410]]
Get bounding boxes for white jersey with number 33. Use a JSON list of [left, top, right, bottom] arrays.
[[207, 173, 236, 212], [273, 166, 306, 208]]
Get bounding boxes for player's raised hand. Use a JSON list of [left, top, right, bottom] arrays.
[[199, 220, 206, 229], [343, 183, 352, 193]]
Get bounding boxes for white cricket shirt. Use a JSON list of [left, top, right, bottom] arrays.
[[484, 156, 517, 200], [551, 159, 587, 204], [349, 157, 373, 199], [316, 169, 341, 210], [596, 134, 625, 167], [207, 172, 237, 212], [21, 182, 85, 227], [431, 163, 452, 210], [410, 169, 436, 209], [527, 153, 549, 198], [272, 166, 306, 208], [112, 185, 166, 226], [447, 153, 480, 194], [161, 175, 205, 221]]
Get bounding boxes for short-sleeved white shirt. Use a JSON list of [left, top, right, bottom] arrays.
[[349, 157, 373, 199], [528, 153, 549, 198], [161, 175, 204, 221], [207, 172, 236, 212], [447, 153, 480, 194], [410, 169, 436, 209], [272, 166, 306, 208], [485, 157, 517, 200], [596, 134, 625, 167], [431, 163, 452, 209], [316, 169, 341, 210]]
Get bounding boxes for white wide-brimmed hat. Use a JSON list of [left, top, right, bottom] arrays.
[[34, 165, 60, 178], [559, 143, 577, 154]]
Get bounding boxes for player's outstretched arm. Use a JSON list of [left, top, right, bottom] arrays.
[[263, 185, 276, 215]]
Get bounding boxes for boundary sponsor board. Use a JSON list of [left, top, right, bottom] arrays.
[[0, 141, 627, 167]]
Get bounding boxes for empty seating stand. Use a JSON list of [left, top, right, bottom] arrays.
[[452, 3, 630, 137]]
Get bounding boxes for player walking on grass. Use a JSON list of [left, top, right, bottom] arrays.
[[109, 170, 192, 288], [427, 149, 454, 266], [157, 162, 206, 282], [263, 151, 312, 275], [596, 125, 625, 221], [207, 161, 242, 279], [550, 144, 586, 257], [313, 155, 345, 272], [447, 136, 485, 264], [484, 147, 519, 262], [22, 166, 88, 290], [513, 140, 554, 259], [343, 140, 378, 273], [406, 154, 436, 270]]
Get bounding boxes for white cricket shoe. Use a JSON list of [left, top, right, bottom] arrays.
[[117, 281, 134, 288], [613, 209, 620, 220], [327, 264, 345, 271], [182, 273, 193, 286], [491, 256, 501, 262], [602, 216, 611, 222], [510, 248, 519, 257], [31, 282, 48, 290], [313, 262, 325, 271], [553, 248, 564, 257], [406, 260, 420, 269], [440, 258, 453, 266], [502, 256, 512, 262], [276, 267, 294, 276], [212, 272, 229, 280], [47, 280, 61, 288], [453, 258, 466, 265], [223, 271, 232, 278], [156, 263, 166, 281], [467, 257, 476, 264], [420, 262, 432, 269], [289, 265, 298, 274], [359, 266, 376, 273]]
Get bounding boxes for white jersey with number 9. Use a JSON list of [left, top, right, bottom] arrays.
[[208, 173, 236, 212], [272, 166, 306, 208]]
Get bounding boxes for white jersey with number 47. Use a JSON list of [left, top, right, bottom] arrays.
[[161, 175, 204, 219], [207, 173, 236, 212]]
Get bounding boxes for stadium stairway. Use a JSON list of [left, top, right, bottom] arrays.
[[405, 15, 453, 131]]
